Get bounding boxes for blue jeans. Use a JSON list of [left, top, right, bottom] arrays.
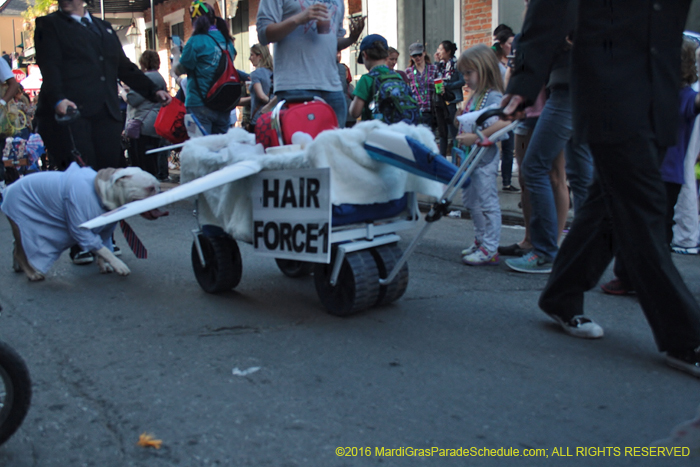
[[274, 90, 347, 128], [187, 105, 231, 135], [521, 88, 594, 261]]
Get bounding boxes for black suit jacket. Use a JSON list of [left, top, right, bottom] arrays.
[[507, 0, 691, 146], [34, 10, 159, 121]]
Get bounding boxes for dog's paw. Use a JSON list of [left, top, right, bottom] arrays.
[[109, 258, 131, 276], [97, 256, 112, 274], [26, 271, 45, 281], [99, 263, 115, 274]]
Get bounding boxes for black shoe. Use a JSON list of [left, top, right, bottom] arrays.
[[113, 245, 122, 257], [502, 185, 520, 192], [72, 250, 94, 265], [665, 347, 700, 378], [497, 243, 533, 257]]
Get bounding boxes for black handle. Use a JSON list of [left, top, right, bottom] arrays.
[[475, 107, 505, 127], [55, 106, 80, 125]]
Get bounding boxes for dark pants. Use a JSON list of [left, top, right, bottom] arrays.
[[538, 133, 700, 353], [613, 181, 682, 284], [436, 102, 458, 157], [128, 134, 161, 177], [39, 106, 125, 170]]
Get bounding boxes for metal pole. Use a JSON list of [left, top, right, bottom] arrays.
[[100, 0, 104, 19], [12, 19, 16, 53], [150, 0, 156, 50], [222, 0, 227, 20]]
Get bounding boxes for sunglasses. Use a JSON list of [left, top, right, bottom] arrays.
[[411, 53, 423, 58]]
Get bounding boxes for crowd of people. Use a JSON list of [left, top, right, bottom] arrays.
[[1, 0, 699, 378]]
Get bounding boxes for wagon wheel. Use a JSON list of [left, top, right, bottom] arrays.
[[191, 234, 242, 294], [275, 259, 314, 278], [314, 249, 380, 316], [370, 243, 409, 306]]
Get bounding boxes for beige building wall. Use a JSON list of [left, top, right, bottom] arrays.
[[0, 16, 24, 63]]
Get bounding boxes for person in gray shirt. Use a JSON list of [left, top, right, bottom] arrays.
[[256, 0, 364, 127]]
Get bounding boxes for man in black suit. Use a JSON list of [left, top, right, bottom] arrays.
[[34, 0, 171, 265], [503, 0, 700, 377], [34, 0, 171, 171]]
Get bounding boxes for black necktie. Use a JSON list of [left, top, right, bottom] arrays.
[[81, 17, 100, 36]]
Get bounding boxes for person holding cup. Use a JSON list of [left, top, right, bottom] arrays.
[[256, 0, 365, 127], [405, 42, 437, 129], [433, 40, 463, 157]]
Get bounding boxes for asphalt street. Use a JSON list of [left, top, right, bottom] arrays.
[[0, 198, 698, 466]]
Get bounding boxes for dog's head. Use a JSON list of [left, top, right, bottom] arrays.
[[95, 167, 160, 211]]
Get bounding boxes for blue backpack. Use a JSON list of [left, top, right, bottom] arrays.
[[367, 67, 420, 125]]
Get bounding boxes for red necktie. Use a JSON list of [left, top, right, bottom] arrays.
[[119, 220, 147, 259]]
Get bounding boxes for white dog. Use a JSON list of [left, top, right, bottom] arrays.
[[2, 162, 163, 281]]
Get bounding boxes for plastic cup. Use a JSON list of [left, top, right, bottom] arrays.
[[434, 78, 444, 94], [317, 19, 331, 34]]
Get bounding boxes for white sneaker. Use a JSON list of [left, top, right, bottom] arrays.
[[462, 246, 500, 266], [548, 313, 604, 339], [461, 240, 481, 257]]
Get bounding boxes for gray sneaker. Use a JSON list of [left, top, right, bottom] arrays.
[[548, 314, 604, 339]]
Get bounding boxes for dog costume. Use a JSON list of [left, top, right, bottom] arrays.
[[2, 162, 149, 274]]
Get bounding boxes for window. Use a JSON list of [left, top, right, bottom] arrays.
[[171, 22, 184, 46], [145, 28, 155, 50]]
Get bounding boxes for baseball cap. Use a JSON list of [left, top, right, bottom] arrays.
[[408, 42, 425, 56], [358, 34, 388, 64]]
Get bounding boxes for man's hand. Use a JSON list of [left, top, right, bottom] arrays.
[[156, 90, 172, 105], [348, 15, 366, 41], [55, 99, 77, 116], [297, 3, 330, 25], [501, 94, 527, 120]]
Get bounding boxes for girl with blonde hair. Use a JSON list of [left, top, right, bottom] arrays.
[[456, 44, 508, 266]]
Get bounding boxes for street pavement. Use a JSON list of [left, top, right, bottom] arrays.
[[0, 178, 698, 466]]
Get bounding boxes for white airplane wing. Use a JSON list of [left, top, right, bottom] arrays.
[[80, 160, 263, 230]]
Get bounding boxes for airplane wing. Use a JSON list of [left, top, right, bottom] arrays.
[[80, 160, 263, 230]]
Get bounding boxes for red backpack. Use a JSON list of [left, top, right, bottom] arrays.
[[192, 34, 242, 113]]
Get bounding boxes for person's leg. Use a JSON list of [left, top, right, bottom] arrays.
[[156, 139, 169, 181], [210, 110, 232, 136], [665, 182, 683, 247], [565, 141, 594, 213], [436, 105, 448, 156], [672, 125, 700, 249], [139, 135, 160, 176], [462, 174, 486, 246], [128, 137, 141, 169], [478, 154, 502, 253], [501, 131, 515, 188], [498, 125, 535, 255], [317, 90, 347, 128], [186, 106, 215, 136], [39, 115, 76, 171], [542, 135, 700, 352], [549, 151, 568, 239], [520, 90, 574, 262], [447, 103, 459, 142], [89, 114, 124, 169]]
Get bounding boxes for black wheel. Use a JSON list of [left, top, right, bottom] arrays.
[[275, 259, 314, 278], [191, 234, 242, 294], [314, 249, 380, 316], [371, 244, 409, 306], [0, 340, 31, 446]]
